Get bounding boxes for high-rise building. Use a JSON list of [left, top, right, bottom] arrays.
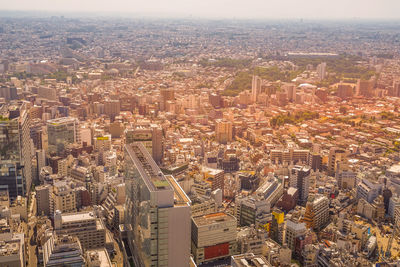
[[160, 88, 175, 111], [47, 117, 80, 156], [285, 219, 307, 252], [0, 102, 33, 200], [316, 62, 327, 81], [302, 195, 330, 231], [327, 147, 346, 176], [235, 195, 270, 227], [251, 75, 262, 103], [191, 212, 237, 265], [36, 184, 52, 216], [337, 83, 354, 99], [215, 120, 233, 144], [0, 85, 18, 101], [356, 78, 374, 97], [104, 99, 120, 119], [290, 166, 310, 205], [124, 142, 191, 267]]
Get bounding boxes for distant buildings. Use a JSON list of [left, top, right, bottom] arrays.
[[251, 75, 262, 103]]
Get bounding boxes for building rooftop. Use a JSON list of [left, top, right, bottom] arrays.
[[165, 175, 191, 206], [192, 212, 235, 227], [125, 142, 172, 192], [62, 212, 96, 223]]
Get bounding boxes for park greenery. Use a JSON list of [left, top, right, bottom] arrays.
[[222, 54, 377, 96], [270, 111, 320, 127], [222, 66, 301, 96], [198, 58, 252, 69]]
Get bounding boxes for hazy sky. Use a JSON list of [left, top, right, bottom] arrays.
[[1, 0, 400, 19]]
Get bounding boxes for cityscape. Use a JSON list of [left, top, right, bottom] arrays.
[[1, 2, 400, 267]]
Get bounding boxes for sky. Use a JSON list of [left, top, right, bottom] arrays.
[[1, 0, 400, 19]]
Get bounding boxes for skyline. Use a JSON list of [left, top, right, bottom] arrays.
[[1, 0, 400, 19]]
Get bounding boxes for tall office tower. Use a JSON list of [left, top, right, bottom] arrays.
[[38, 86, 57, 101], [0, 102, 33, 200], [327, 147, 346, 176], [356, 78, 374, 97], [125, 124, 163, 164], [392, 80, 400, 97], [337, 83, 354, 99], [191, 212, 237, 265], [308, 153, 322, 172], [283, 84, 296, 102], [316, 62, 327, 81], [47, 117, 80, 156], [160, 88, 175, 111], [251, 75, 262, 103], [290, 166, 311, 205], [124, 143, 191, 267], [0, 85, 18, 101], [302, 195, 330, 231], [104, 99, 121, 120], [209, 93, 222, 108], [36, 184, 52, 216], [215, 120, 233, 144]]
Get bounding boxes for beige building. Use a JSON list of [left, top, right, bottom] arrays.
[[215, 120, 233, 144], [52, 181, 77, 213], [54, 211, 106, 250]]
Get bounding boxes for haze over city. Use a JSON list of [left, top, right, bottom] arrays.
[[1, 0, 400, 19], [2, 1, 400, 267]]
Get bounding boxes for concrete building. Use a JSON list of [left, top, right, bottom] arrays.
[[43, 234, 85, 267], [236, 195, 270, 227], [54, 210, 106, 250], [285, 219, 307, 252], [290, 166, 311, 205], [302, 195, 330, 231], [356, 179, 382, 203], [36, 184, 52, 216], [215, 120, 233, 144], [0, 220, 25, 267], [47, 117, 80, 156], [251, 75, 262, 103], [231, 253, 271, 267], [52, 180, 77, 213], [124, 142, 191, 267], [328, 147, 347, 176], [191, 212, 236, 265]]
